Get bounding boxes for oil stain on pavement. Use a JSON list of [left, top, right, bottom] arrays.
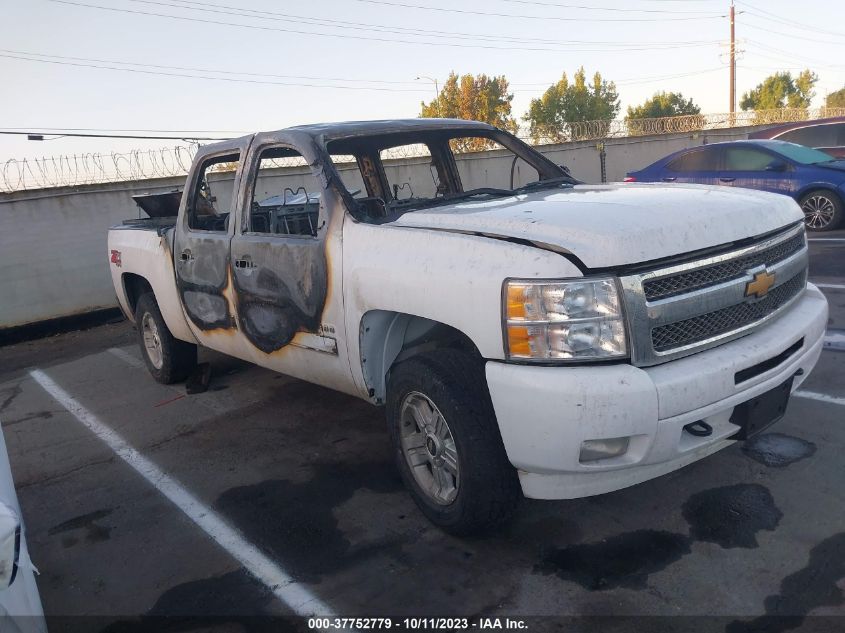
[[727, 532, 845, 633], [100, 570, 297, 633], [534, 530, 691, 590], [537, 483, 784, 590], [682, 484, 782, 549], [215, 460, 404, 583], [48, 508, 114, 546], [742, 433, 817, 468]]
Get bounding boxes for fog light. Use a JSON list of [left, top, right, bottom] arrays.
[[580, 437, 630, 463]]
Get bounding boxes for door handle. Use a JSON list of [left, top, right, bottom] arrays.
[[720, 177, 736, 183], [234, 257, 256, 269], [179, 249, 194, 262], [662, 177, 676, 182]]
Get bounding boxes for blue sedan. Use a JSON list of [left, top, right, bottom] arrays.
[[625, 140, 845, 231]]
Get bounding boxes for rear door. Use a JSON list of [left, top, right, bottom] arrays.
[[661, 146, 723, 185], [721, 146, 797, 195], [173, 138, 251, 357]]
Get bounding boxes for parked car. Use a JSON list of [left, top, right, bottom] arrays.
[[625, 140, 845, 231], [108, 119, 826, 534], [748, 116, 845, 159], [0, 423, 47, 633]]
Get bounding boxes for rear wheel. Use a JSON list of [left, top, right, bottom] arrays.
[[386, 350, 521, 535], [800, 190, 843, 231], [135, 293, 197, 384]]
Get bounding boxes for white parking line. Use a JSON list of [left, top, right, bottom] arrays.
[[808, 238, 845, 242], [29, 369, 333, 617], [814, 283, 845, 290], [795, 390, 845, 407]]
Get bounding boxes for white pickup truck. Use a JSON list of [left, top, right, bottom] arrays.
[[108, 119, 828, 534]]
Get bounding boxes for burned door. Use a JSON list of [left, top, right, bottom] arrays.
[[173, 145, 246, 356], [229, 140, 352, 391]]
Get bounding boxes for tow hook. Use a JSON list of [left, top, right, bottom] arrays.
[[684, 420, 713, 437]]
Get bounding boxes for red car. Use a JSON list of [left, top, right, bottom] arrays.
[[749, 117, 845, 159]]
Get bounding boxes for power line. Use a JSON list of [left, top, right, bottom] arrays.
[[349, 0, 726, 20], [496, 0, 720, 13], [50, 0, 723, 51], [0, 130, 229, 140], [0, 52, 432, 91], [615, 66, 726, 85], [0, 48, 425, 85], [0, 127, 249, 134], [0, 49, 734, 96], [742, 21, 845, 47], [141, 0, 720, 46], [736, 0, 845, 38], [744, 40, 845, 70]]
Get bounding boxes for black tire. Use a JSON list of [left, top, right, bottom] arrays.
[[134, 292, 197, 384], [386, 350, 521, 535], [799, 189, 843, 232]]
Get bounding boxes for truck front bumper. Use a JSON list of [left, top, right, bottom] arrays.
[[485, 284, 828, 500]]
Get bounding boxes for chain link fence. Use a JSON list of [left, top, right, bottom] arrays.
[[3, 107, 844, 193]]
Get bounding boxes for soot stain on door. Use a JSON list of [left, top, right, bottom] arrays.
[[233, 242, 328, 353]]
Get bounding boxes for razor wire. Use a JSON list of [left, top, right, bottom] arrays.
[[3, 107, 844, 193], [1, 143, 201, 193]]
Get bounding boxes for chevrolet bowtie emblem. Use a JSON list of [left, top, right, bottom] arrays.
[[745, 269, 776, 299]]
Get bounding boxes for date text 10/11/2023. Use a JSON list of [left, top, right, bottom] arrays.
[[307, 618, 529, 630]]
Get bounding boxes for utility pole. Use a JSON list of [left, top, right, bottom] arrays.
[[729, 0, 736, 119]]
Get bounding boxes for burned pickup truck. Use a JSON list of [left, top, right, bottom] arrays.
[[108, 119, 827, 534]]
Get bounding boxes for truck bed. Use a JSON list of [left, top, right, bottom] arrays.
[[114, 217, 177, 236]]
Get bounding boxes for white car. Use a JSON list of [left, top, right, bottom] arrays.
[[0, 423, 47, 632], [108, 119, 827, 534]]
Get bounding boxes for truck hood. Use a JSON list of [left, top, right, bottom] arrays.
[[388, 183, 803, 269]]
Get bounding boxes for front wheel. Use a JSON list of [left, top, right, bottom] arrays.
[[800, 190, 843, 231], [386, 350, 521, 535], [135, 292, 197, 384]]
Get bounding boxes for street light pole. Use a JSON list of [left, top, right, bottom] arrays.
[[729, 0, 736, 120], [415, 76, 441, 117]]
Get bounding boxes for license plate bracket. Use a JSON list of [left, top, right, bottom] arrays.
[[729, 377, 794, 440]]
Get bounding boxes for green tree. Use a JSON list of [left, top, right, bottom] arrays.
[[740, 69, 818, 111], [523, 68, 620, 142], [625, 91, 704, 136], [419, 72, 517, 150], [626, 91, 701, 119], [826, 87, 845, 109]]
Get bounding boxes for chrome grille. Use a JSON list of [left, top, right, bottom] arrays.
[[619, 224, 809, 366], [651, 271, 806, 351], [643, 232, 805, 301]]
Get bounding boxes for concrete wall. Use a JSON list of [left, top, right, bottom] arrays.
[[0, 126, 760, 329], [0, 177, 184, 329]]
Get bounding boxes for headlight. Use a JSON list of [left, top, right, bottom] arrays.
[[503, 277, 628, 361]]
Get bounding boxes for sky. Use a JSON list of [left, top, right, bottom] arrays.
[[0, 0, 842, 164]]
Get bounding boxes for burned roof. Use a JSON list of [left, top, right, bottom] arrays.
[[198, 118, 514, 162], [284, 118, 496, 141]]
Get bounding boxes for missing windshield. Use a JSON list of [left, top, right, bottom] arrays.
[[325, 128, 574, 221]]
